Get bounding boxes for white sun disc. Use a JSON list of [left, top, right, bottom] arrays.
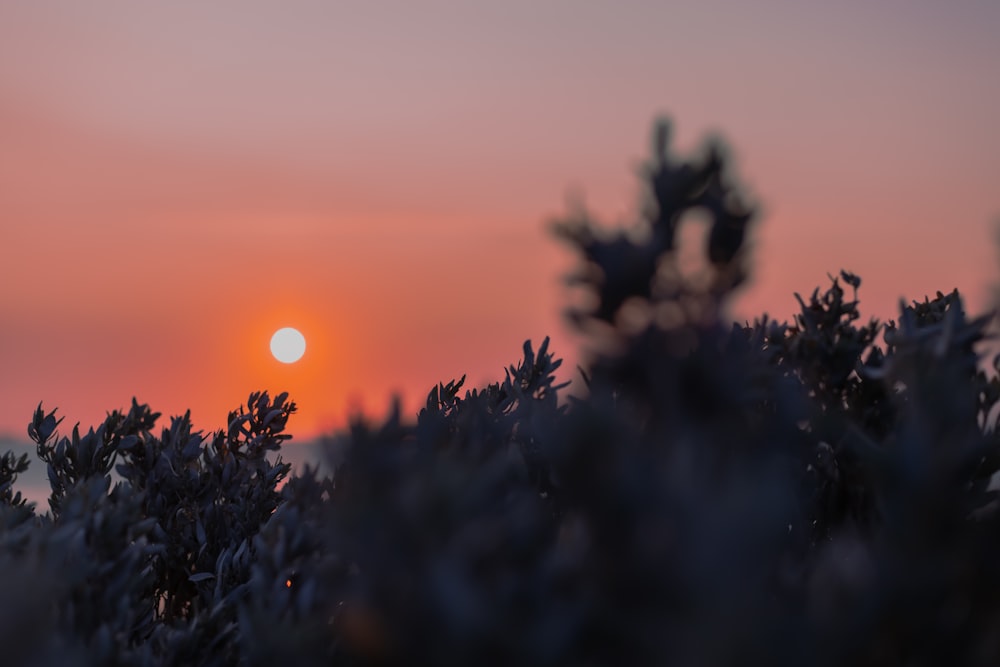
[[270, 327, 306, 363]]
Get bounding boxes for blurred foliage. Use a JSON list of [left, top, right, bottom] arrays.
[[3, 118, 1000, 666]]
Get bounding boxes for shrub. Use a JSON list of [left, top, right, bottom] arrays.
[[3, 118, 999, 666]]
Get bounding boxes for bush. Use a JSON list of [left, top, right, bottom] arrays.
[[4, 118, 1000, 666]]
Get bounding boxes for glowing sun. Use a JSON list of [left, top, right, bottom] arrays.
[[270, 327, 306, 363]]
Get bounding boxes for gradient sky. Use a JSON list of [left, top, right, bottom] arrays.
[[1, 1, 998, 442]]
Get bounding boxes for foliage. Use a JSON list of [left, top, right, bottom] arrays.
[[3, 118, 1000, 665]]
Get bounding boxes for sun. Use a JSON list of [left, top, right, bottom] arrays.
[[270, 327, 306, 363]]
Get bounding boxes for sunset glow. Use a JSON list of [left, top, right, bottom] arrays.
[[0, 2, 997, 443]]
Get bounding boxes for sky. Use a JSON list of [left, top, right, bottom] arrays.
[[1, 1, 998, 443]]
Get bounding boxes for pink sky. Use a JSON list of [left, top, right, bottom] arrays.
[[1, 1, 998, 441]]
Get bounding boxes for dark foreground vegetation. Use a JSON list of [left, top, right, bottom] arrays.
[[4, 119, 1000, 666]]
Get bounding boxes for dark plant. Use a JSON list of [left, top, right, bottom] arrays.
[[2, 117, 999, 666]]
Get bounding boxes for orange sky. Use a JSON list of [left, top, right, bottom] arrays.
[[1, 1, 998, 442]]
